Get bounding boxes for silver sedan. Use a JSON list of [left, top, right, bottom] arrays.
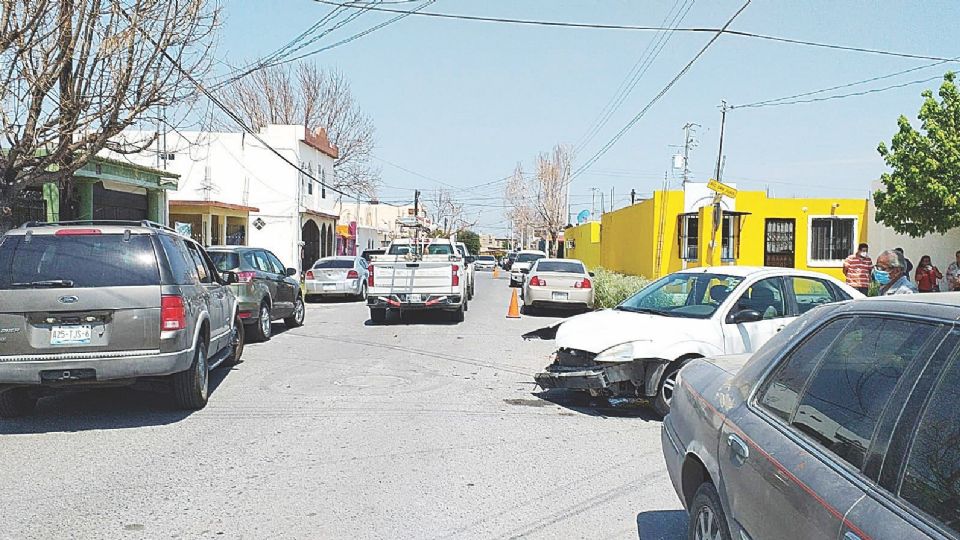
[[305, 256, 369, 301], [521, 258, 594, 313]]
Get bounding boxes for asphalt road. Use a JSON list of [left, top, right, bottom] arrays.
[[0, 272, 685, 540]]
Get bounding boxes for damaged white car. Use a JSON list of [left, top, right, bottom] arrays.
[[529, 266, 862, 416]]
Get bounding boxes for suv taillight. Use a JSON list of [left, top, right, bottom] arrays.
[[529, 276, 545, 286], [367, 265, 375, 286], [575, 278, 592, 289], [161, 295, 186, 331], [236, 271, 256, 283], [452, 265, 460, 286], [305, 270, 315, 280], [347, 269, 359, 279]]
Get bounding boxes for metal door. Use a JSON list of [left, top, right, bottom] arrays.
[[765, 218, 795, 268]]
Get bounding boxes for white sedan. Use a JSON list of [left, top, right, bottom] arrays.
[[531, 266, 863, 416], [522, 258, 594, 313]]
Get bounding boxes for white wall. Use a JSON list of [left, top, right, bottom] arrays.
[[867, 200, 960, 287]]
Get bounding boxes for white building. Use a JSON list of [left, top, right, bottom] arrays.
[[111, 124, 340, 273], [337, 200, 425, 249]]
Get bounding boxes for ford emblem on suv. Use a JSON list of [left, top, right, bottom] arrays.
[[58, 295, 79, 304]]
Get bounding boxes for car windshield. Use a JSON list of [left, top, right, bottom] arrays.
[[208, 251, 240, 272], [314, 259, 354, 269], [616, 272, 744, 319], [516, 253, 544, 263], [0, 233, 160, 289], [535, 261, 584, 273]]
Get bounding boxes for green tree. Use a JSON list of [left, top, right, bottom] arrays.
[[457, 229, 481, 255], [875, 72, 960, 237]]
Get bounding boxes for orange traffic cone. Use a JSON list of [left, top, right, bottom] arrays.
[[506, 288, 521, 318]]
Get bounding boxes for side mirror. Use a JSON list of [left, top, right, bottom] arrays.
[[728, 309, 763, 324], [222, 271, 238, 284], [285, 267, 297, 277]]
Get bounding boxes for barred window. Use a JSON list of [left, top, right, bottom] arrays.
[[810, 218, 855, 263], [678, 215, 698, 260]]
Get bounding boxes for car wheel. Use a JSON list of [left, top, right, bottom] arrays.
[[250, 302, 272, 342], [225, 315, 245, 366], [688, 482, 732, 540], [284, 296, 305, 328], [358, 283, 368, 301], [171, 339, 209, 410], [0, 388, 37, 418], [370, 308, 386, 324], [653, 362, 685, 417]]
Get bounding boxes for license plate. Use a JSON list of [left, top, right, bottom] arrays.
[[409, 294, 422, 303], [552, 292, 569, 301], [50, 325, 92, 345], [323, 284, 336, 291]]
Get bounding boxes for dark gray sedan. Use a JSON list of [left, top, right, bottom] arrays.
[[663, 294, 960, 540]]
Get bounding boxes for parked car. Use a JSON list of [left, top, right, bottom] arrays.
[[504, 251, 518, 271], [366, 238, 467, 323], [509, 250, 547, 287], [455, 242, 476, 300], [207, 246, 304, 342], [530, 266, 862, 416], [522, 258, 594, 313], [0, 220, 244, 417], [475, 255, 497, 271], [304, 256, 369, 301], [360, 248, 385, 264], [664, 293, 960, 540]]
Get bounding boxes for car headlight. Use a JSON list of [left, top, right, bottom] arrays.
[[595, 341, 651, 363]]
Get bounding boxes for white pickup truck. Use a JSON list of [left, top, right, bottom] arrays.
[[366, 238, 468, 323]]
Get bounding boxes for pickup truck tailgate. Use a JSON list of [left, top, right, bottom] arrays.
[[372, 262, 455, 294]]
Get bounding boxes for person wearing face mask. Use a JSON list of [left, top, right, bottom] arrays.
[[874, 249, 918, 295], [842, 242, 872, 295], [914, 255, 943, 293], [946, 250, 960, 291]]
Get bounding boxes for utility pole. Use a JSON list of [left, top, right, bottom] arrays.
[[681, 122, 700, 185], [631, 189, 636, 205], [413, 189, 420, 219], [590, 187, 598, 218], [714, 101, 728, 181]]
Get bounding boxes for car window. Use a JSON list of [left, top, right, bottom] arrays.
[[185, 242, 212, 284], [242, 251, 259, 270], [427, 244, 453, 255], [252, 250, 274, 273], [208, 251, 240, 272], [900, 347, 960, 534], [791, 317, 936, 469], [618, 272, 743, 319], [790, 277, 837, 314], [758, 317, 850, 422], [159, 235, 198, 285], [265, 251, 286, 274], [516, 253, 544, 263], [313, 259, 353, 269], [0, 233, 161, 288], [535, 261, 585, 273], [733, 277, 787, 320]]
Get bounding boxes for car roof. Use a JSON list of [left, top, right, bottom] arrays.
[[535, 258, 584, 264], [207, 245, 256, 251], [318, 255, 357, 260], [517, 250, 547, 255], [676, 265, 840, 279], [9, 222, 164, 236]]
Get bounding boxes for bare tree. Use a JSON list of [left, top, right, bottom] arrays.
[[503, 162, 534, 249], [0, 0, 220, 231], [426, 188, 474, 236], [532, 145, 571, 256], [219, 62, 379, 196]]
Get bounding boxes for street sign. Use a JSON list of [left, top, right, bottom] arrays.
[[707, 179, 737, 199]]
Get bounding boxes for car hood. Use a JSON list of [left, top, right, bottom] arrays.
[[552, 308, 714, 354]]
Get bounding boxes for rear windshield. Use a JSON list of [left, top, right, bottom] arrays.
[[0, 233, 160, 289], [516, 253, 545, 263], [387, 244, 454, 255], [536, 261, 585, 273], [314, 259, 354, 269], [208, 251, 240, 271], [479, 256, 496, 261]]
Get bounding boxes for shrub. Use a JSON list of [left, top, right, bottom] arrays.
[[592, 267, 651, 308]]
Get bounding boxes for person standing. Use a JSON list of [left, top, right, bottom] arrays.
[[842, 243, 872, 295], [914, 255, 943, 293], [894, 247, 914, 280], [946, 250, 960, 291], [875, 249, 918, 295]]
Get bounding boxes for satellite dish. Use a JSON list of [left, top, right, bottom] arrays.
[[576, 209, 591, 224]]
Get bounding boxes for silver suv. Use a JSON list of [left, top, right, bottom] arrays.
[[0, 221, 244, 417]]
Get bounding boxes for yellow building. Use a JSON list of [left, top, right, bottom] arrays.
[[564, 221, 601, 268], [566, 183, 868, 281]]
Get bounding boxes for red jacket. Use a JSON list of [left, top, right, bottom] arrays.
[[915, 265, 942, 292]]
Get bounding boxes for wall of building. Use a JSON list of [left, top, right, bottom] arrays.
[[599, 190, 685, 279], [564, 222, 602, 268], [867, 201, 960, 279]]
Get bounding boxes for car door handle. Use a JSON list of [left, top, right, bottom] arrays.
[[727, 433, 750, 463]]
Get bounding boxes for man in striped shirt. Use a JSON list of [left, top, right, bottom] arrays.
[[843, 242, 872, 295]]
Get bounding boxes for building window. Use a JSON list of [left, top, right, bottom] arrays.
[[809, 217, 856, 265], [721, 214, 741, 261], [321, 168, 327, 199], [678, 215, 698, 260]]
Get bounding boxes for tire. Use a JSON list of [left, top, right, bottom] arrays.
[[284, 295, 305, 328], [370, 308, 386, 324], [171, 339, 209, 410], [687, 483, 732, 540], [653, 362, 685, 418], [225, 315, 245, 366], [249, 302, 272, 342], [463, 296, 469, 312], [449, 305, 465, 323], [357, 283, 368, 302], [0, 388, 37, 418]]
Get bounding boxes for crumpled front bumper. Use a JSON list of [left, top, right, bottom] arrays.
[[534, 357, 668, 396]]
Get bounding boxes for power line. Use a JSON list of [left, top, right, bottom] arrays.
[[571, 0, 753, 181], [734, 75, 944, 108], [313, 0, 955, 62]]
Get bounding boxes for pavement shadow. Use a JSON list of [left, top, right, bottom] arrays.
[[533, 389, 662, 420], [363, 309, 461, 327], [636, 510, 687, 540], [305, 295, 364, 304], [520, 305, 589, 318], [0, 365, 233, 434]]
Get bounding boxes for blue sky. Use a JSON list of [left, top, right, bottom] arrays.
[[217, 1, 960, 234]]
